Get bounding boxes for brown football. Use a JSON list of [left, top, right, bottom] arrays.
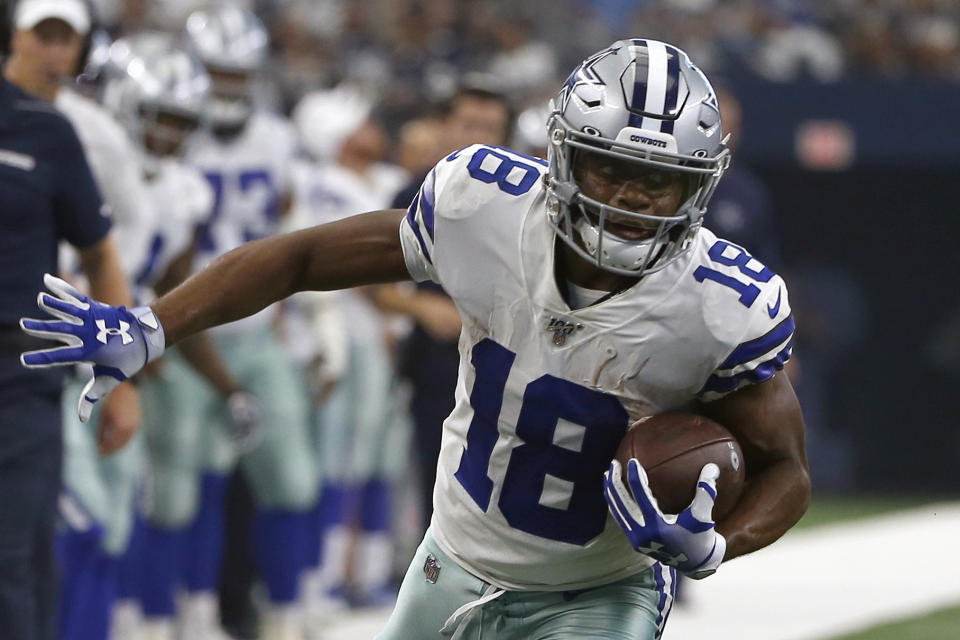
[[614, 412, 745, 519]]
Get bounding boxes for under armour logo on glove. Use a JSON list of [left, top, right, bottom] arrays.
[[95, 319, 133, 345], [20, 274, 166, 422], [603, 459, 727, 579]]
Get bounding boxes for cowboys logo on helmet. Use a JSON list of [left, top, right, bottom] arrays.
[[547, 39, 730, 277], [184, 3, 268, 133], [101, 32, 210, 160]]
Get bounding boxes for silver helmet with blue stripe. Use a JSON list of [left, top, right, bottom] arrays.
[[101, 32, 210, 158], [547, 39, 730, 277], [184, 3, 268, 131]]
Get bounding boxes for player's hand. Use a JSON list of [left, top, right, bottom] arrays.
[[603, 459, 726, 579], [225, 390, 263, 453], [97, 380, 142, 454], [19, 274, 166, 422]]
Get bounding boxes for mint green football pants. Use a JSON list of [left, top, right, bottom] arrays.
[[138, 352, 210, 528], [376, 530, 675, 640], [201, 327, 317, 510], [143, 327, 317, 530], [313, 336, 411, 483], [61, 375, 144, 556]]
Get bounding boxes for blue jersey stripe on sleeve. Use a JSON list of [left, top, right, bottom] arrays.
[[718, 315, 795, 371], [404, 192, 432, 265], [421, 169, 436, 240], [701, 340, 793, 396]]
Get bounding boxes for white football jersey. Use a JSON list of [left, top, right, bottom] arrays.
[[133, 157, 214, 294], [186, 111, 296, 261], [56, 88, 154, 279], [186, 111, 297, 333], [400, 145, 794, 591], [288, 160, 409, 341]]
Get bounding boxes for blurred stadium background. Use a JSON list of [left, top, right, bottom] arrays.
[[3, 0, 959, 638]]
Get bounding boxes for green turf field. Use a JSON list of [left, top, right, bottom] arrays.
[[802, 496, 960, 639], [826, 604, 960, 639]]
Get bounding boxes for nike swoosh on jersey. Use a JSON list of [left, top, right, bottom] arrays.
[[767, 288, 782, 318]]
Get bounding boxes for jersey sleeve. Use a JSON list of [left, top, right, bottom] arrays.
[[180, 165, 216, 228], [84, 113, 155, 277], [268, 114, 298, 198], [53, 119, 111, 249], [398, 161, 441, 283], [399, 144, 546, 284], [699, 275, 794, 401]]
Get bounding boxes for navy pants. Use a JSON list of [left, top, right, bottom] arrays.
[[0, 342, 64, 640]]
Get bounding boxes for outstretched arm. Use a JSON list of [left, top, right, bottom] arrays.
[[154, 209, 409, 346], [20, 210, 410, 421]]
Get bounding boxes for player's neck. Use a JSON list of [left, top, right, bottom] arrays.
[[556, 240, 640, 296]]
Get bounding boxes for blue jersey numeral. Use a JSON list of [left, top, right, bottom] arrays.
[[455, 339, 629, 545], [466, 148, 540, 196], [454, 340, 515, 510], [693, 240, 774, 307], [196, 169, 278, 251]]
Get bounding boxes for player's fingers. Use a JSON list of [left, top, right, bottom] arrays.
[[20, 318, 83, 342], [20, 345, 88, 368], [608, 461, 648, 527], [78, 374, 121, 423], [603, 474, 634, 533], [43, 273, 89, 308], [38, 293, 85, 323], [78, 376, 98, 423], [626, 458, 665, 521], [690, 462, 721, 522]]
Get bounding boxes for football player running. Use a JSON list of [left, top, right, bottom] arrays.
[[20, 40, 810, 639], [98, 32, 264, 640], [180, 5, 318, 639], [289, 85, 410, 614]]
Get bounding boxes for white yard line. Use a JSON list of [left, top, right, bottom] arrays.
[[320, 502, 960, 639], [669, 501, 960, 639]]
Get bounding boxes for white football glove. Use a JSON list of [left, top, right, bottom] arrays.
[[20, 274, 165, 421], [603, 459, 726, 579]]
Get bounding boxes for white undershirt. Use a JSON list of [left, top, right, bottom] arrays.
[[565, 280, 609, 309]]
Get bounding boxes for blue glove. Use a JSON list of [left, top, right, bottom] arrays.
[[20, 274, 165, 422], [603, 459, 726, 579]]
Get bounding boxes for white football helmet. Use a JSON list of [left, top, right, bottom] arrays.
[[184, 3, 268, 131], [102, 32, 210, 158], [547, 39, 730, 277]]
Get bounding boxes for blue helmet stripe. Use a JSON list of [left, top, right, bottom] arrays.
[[628, 39, 648, 128], [661, 45, 681, 134]]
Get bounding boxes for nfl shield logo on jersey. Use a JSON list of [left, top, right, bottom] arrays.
[[423, 554, 441, 584], [545, 317, 583, 346]]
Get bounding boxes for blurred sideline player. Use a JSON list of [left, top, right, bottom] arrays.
[[376, 87, 513, 536], [22, 40, 811, 640], [97, 32, 262, 640], [288, 84, 408, 614], [3, 2, 141, 638], [181, 5, 317, 639]]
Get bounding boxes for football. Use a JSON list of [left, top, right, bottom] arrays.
[[614, 412, 745, 519]]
